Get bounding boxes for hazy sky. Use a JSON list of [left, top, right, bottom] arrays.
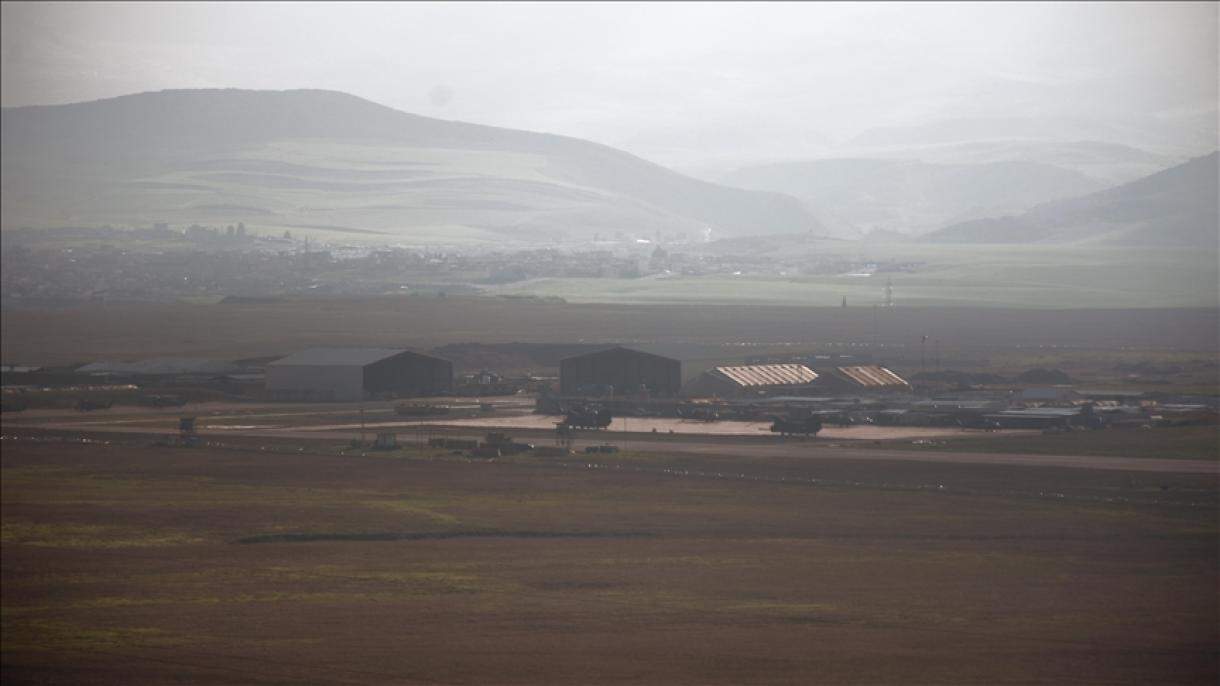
[[2, 2, 1216, 167]]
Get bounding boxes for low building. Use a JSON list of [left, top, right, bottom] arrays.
[[266, 348, 452, 402], [682, 364, 818, 398], [559, 346, 681, 397]]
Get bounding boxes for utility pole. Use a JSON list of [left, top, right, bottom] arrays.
[[872, 304, 879, 352]]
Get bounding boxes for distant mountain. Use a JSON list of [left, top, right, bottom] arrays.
[[921, 152, 1219, 248], [851, 115, 1164, 151], [833, 140, 1174, 186], [0, 89, 825, 243], [720, 158, 1106, 236]]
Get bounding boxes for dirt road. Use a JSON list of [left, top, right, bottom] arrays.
[[5, 403, 1215, 474]]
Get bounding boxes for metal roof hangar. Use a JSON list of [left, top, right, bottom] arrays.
[[683, 364, 818, 398], [817, 365, 911, 394], [559, 346, 681, 397], [266, 348, 452, 402]]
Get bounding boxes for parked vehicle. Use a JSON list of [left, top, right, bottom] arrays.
[[481, 432, 533, 456], [560, 407, 612, 430], [769, 416, 823, 437]]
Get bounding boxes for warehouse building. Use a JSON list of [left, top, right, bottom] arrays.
[[815, 365, 911, 394], [266, 348, 452, 402], [683, 363, 818, 398], [559, 346, 682, 397]]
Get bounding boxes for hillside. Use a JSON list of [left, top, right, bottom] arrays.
[[922, 152, 1219, 248], [721, 157, 1107, 237], [0, 89, 825, 243]]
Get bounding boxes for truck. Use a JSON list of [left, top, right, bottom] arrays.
[[479, 432, 534, 456], [769, 416, 823, 437], [559, 407, 612, 430]]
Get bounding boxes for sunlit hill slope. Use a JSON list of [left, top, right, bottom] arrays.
[[1, 89, 825, 243]]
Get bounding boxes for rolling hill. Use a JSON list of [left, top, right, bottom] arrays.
[[921, 152, 1219, 248], [0, 89, 826, 244]]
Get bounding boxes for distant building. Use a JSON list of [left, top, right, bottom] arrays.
[[559, 346, 681, 397], [266, 348, 452, 402], [683, 364, 818, 398], [815, 365, 911, 394]]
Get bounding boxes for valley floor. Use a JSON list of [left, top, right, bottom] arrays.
[[3, 432, 1217, 685]]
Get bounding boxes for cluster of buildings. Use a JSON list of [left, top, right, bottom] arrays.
[[258, 344, 1213, 432], [557, 346, 910, 400], [3, 226, 918, 303], [4, 344, 1215, 432]]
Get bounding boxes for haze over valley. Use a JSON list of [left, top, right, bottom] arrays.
[[3, 5, 1219, 686], [2, 86, 1215, 310]]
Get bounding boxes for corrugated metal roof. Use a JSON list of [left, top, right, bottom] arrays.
[[269, 348, 411, 367], [837, 366, 909, 387], [560, 345, 681, 363], [714, 364, 817, 387]]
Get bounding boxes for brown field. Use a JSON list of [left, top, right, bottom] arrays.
[[3, 435, 1217, 685], [875, 424, 1220, 461], [3, 297, 1217, 372]]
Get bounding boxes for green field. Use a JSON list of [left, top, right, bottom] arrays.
[[491, 242, 1219, 309]]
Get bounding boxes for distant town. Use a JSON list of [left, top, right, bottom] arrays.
[[0, 225, 920, 303]]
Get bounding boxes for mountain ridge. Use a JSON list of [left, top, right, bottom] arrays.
[[1, 88, 829, 242], [920, 152, 1219, 247]]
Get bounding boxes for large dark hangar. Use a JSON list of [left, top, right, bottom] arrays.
[[559, 346, 682, 397], [266, 347, 452, 401]]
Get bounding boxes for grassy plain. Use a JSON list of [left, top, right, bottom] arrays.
[[491, 242, 1219, 309], [876, 425, 1220, 461], [2, 436, 1217, 685]]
